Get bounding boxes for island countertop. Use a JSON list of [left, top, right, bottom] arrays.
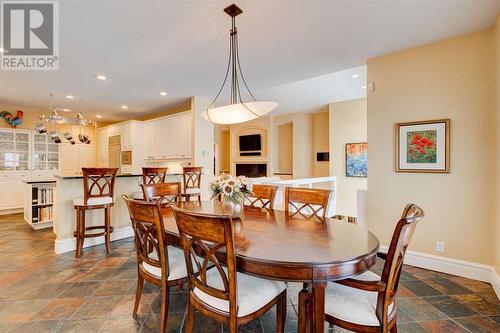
[[55, 173, 183, 180]]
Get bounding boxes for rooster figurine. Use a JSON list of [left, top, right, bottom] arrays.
[[0, 110, 24, 128]]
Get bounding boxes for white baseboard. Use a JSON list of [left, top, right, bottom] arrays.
[[379, 245, 500, 300], [54, 225, 134, 254]]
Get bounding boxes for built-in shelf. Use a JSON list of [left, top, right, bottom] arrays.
[[24, 181, 56, 230]]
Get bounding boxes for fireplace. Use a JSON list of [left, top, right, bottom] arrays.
[[235, 164, 267, 178]]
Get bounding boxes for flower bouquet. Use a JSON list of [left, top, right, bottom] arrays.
[[209, 174, 252, 204]]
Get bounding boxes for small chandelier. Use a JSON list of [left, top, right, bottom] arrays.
[[35, 95, 93, 144], [201, 4, 278, 125]]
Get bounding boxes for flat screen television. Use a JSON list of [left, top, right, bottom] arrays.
[[239, 134, 261, 152]]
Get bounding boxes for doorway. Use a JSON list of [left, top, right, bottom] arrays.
[[277, 123, 293, 177], [108, 135, 121, 173]]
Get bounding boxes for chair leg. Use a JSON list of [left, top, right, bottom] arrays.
[[229, 316, 237, 333], [185, 299, 194, 333], [159, 283, 170, 333], [298, 289, 309, 333], [197, 194, 201, 203], [276, 290, 287, 333], [75, 209, 85, 258], [104, 207, 111, 254], [133, 274, 144, 316], [390, 324, 398, 333]]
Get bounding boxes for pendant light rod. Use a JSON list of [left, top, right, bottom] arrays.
[[209, 4, 257, 109]]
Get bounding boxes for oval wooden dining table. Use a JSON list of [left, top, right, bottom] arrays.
[[161, 201, 380, 333]]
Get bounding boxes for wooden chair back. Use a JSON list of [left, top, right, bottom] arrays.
[[142, 167, 168, 184], [244, 184, 278, 210], [183, 166, 202, 189], [82, 168, 118, 205], [284, 187, 331, 221], [170, 206, 237, 316], [376, 204, 424, 327], [122, 195, 170, 279], [141, 182, 182, 205]]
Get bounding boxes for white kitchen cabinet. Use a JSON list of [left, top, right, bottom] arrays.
[[97, 127, 108, 167], [143, 112, 193, 160], [60, 143, 96, 176], [121, 123, 132, 150], [0, 180, 25, 211]]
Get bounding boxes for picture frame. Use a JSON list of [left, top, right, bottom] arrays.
[[395, 119, 450, 173], [345, 142, 367, 178]]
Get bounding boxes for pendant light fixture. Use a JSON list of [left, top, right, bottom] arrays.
[[201, 4, 278, 125]]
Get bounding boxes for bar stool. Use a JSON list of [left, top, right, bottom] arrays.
[[73, 168, 118, 258], [182, 166, 202, 202], [132, 167, 168, 199]]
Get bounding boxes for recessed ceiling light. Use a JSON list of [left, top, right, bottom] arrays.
[[351, 74, 359, 79], [96, 74, 107, 80], [65, 95, 74, 99], [160, 91, 167, 96], [361, 86, 367, 90], [96, 114, 102, 118], [121, 105, 128, 110]]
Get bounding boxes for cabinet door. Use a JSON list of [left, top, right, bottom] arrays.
[[121, 123, 132, 150], [0, 180, 24, 209], [97, 128, 108, 167], [144, 122, 154, 159], [183, 114, 192, 158], [78, 144, 96, 169], [169, 116, 182, 158], [61, 143, 79, 176]]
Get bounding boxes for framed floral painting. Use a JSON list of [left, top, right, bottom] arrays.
[[345, 142, 367, 177], [395, 119, 450, 173]]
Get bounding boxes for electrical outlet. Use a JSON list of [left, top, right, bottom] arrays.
[[436, 241, 445, 252]]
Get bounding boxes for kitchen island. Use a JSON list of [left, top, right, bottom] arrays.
[[53, 174, 142, 254], [52, 173, 213, 254]]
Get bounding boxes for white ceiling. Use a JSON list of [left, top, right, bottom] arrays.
[[0, 0, 499, 120]]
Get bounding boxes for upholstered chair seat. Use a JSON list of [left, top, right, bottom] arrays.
[[325, 271, 395, 326], [141, 246, 202, 281], [184, 188, 201, 195], [73, 196, 113, 206], [132, 191, 144, 200], [194, 267, 286, 317]]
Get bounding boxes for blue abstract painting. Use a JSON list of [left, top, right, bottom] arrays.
[[346, 142, 367, 177]]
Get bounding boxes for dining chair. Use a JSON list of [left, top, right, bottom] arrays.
[[324, 204, 425, 333], [284, 187, 331, 221], [170, 205, 287, 333], [182, 166, 202, 202], [244, 184, 278, 210], [73, 168, 118, 258], [142, 182, 182, 206], [122, 195, 189, 333], [133, 167, 169, 199], [142, 167, 168, 184]]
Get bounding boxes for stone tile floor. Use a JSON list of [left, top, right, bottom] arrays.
[[0, 213, 498, 333]]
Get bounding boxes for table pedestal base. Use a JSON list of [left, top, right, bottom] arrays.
[[298, 282, 327, 333]]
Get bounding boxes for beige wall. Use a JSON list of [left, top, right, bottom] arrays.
[[329, 99, 368, 217], [277, 123, 293, 174], [313, 111, 330, 177], [493, 15, 500, 275], [367, 29, 495, 265]]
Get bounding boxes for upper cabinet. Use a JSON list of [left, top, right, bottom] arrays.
[[144, 112, 192, 160]]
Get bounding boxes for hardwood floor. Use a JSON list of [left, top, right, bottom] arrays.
[[0, 213, 498, 332]]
